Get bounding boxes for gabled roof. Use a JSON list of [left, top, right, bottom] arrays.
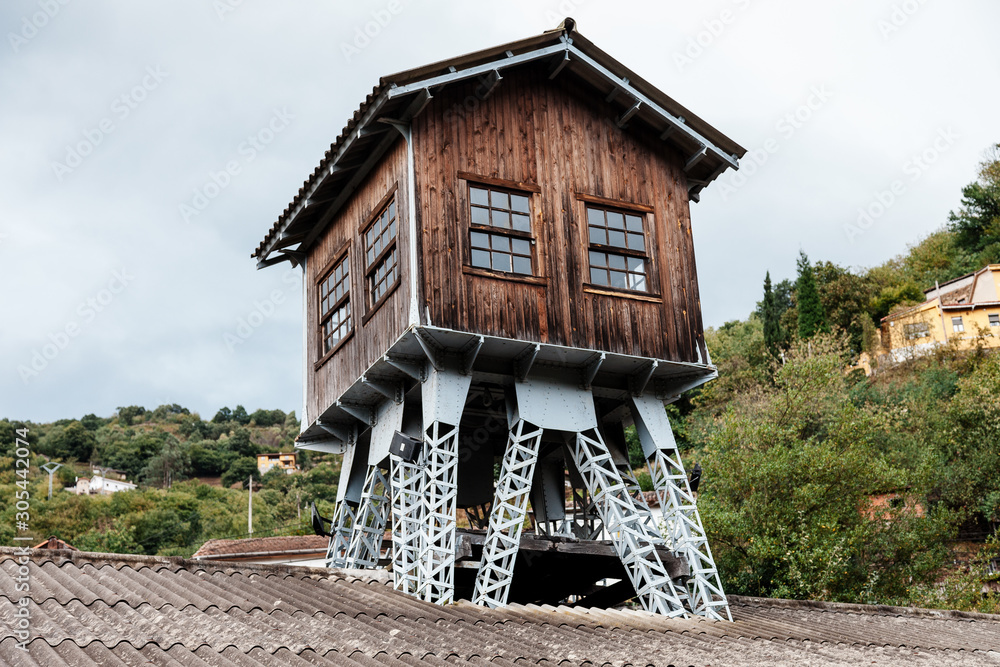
[[191, 534, 327, 560], [3, 547, 999, 665], [254, 18, 745, 268]]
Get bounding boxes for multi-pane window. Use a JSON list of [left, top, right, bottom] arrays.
[[903, 322, 930, 340], [952, 316, 965, 333], [468, 184, 533, 275], [989, 314, 1000, 327], [319, 254, 351, 354], [586, 205, 649, 292], [364, 198, 398, 306]]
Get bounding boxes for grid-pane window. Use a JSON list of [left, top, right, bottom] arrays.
[[952, 316, 965, 333], [586, 205, 649, 292], [364, 198, 399, 306], [467, 184, 534, 275], [990, 314, 1000, 327], [319, 255, 351, 354]]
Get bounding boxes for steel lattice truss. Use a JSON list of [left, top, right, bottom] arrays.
[[568, 429, 688, 617], [648, 448, 731, 620], [344, 465, 391, 569], [326, 501, 357, 569], [390, 453, 425, 595], [473, 419, 543, 608], [418, 420, 460, 603]]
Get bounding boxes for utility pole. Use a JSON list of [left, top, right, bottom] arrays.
[[41, 462, 62, 500], [248, 475, 253, 536]]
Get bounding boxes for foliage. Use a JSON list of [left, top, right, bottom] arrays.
[[698, 335, 956, 603], [795, 252, 829, 340], [761, 272, 783, 357], [221, 457, 260, 489]]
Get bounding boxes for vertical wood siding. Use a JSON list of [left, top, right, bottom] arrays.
[[412, 67, 707, 363], [305, 138, 410, 420]]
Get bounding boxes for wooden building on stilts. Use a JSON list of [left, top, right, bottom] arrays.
[[252, 18, 746, 619]]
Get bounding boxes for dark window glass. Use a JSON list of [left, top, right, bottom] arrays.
[[586, 205, 650, 292], [319, 254, 351, 354], [364, 197, 400, 307], [468, 184, 534, 275]]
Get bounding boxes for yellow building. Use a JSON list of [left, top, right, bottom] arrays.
[[257, 452, 298, 475], [878, 264, 1000, 363]]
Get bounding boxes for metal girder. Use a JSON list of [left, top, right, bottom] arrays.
[[582, 352, 605, 389], [325, 501, 357, 568], [513, 343, 540, 382], [629, 360, 658, 396], [548, 50, 570, 79], [684, 144, 708, 173], [514, 376, 597, 433], [567, 428, 688, 617], [390, 451, 425, 595], [616, 100, 642, 128], [478, 69, 503, 99], [338, 401, 375, 427], [385, 354, 426, 382], [461, 335, 484, 375], [362, 374, 404, 404], [630, 395, 731, 621], [344, 465, 391, 569], [419, 419, 461, 603], [473, 419, 543, 608]]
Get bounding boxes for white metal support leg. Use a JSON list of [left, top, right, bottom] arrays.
[[419, 419, 460, 603], [474, 419, 543, 607], [390, 452, 425, 595], [416, 366, 472, 604], [344, 465, 391, 569], [326, 501, 356, 569], [568, 428, 688, 617], [632, 396, 731, 621]]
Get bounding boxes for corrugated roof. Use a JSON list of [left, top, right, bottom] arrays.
[[254, 19, 746, 266], [192, 535, 329, 559], [3, 548, 999, 665]]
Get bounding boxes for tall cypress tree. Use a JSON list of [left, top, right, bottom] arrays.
[[762, 271, 783, 356], [796, 252, 829, 340]]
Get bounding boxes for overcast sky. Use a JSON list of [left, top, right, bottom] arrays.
[[3, 0, 998, 423]]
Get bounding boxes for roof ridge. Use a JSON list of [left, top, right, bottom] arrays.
[[729, 594, 1000, 622]]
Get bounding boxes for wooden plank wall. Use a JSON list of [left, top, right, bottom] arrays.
[[306, 138, 411, 421], [412, 67, 707, 363]]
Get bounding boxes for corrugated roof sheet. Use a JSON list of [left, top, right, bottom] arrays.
[[192, 535, 329, 559], [2, 548, 998, 665]]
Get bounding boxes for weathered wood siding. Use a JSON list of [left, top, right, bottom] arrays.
[[305, 138, 411, 421], [412, 67, 706, 363]]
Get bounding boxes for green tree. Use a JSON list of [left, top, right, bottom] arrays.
[[116, 406, 146, 426], [232, 405, 250, 425], [141, 437, 191, 488], [221, 457, 260, 489], [212, 407, 232, 423], [949, 143, 1000, 257], [39, 421, 96, 461], [761, 272, 783, 357], [795, 252, 829, 340]]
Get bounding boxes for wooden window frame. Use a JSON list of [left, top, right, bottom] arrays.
[[579, 197, 658, 297], [460, 174, 543, 282], [990, 313, 1000, 327], [315, 242, 354, 369], [951, 316, 965, 333], [361, 188, 401, 318]]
